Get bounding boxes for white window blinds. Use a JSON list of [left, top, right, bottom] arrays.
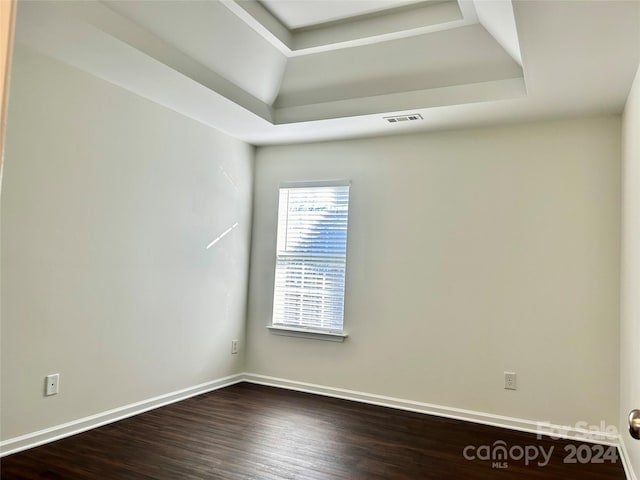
[[272, 183, 350, 332]]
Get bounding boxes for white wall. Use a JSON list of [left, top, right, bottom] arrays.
[[1, 46, 253, 440], [247, 116, 621, 428], [621, 63, 640, 478]]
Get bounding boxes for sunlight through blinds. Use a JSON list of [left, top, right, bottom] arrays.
[[272, 183, 350, 332]]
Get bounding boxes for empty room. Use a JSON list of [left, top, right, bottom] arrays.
[[1, 0, 640, 478]]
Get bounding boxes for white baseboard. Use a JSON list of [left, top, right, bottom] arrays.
[[242, 373, 621, 447], [619, 435, 639, 480], [0, 373, 244, 457]]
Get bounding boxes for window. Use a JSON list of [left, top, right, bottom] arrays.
[[270, 181, 350, 340]]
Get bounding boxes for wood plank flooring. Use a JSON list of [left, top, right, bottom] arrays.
[[1, 382, 626, 479]]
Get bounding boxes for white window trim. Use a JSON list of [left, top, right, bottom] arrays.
[[269, 179, 351, 340], [267, 325, 348, 342], [279, 179, 351, 188]]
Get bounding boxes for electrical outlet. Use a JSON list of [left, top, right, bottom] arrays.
[[504, 372, 517, 390], [45, 374, 60, 396], [231, 340, 239, 355]]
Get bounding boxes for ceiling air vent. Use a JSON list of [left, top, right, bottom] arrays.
[[384, 113, 423, 124]]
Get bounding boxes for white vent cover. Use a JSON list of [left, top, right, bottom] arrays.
[[384, 113, 423, 123]]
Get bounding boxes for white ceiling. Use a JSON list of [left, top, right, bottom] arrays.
[[12, 0, 640, 146], [260, 0, 428, 29]]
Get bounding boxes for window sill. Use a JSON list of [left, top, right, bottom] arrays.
[[267, 325, 348, 343]]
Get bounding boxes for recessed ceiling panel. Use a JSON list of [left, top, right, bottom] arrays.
[[260, 0, 429, 29], [277, 24, 523, 108], [291, 0, 463, 51]]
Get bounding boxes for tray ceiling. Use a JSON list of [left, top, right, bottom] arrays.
[[12, 0, 640, 145]]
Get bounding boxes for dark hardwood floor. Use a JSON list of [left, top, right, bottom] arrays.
[[1, 382, 626, 479]]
